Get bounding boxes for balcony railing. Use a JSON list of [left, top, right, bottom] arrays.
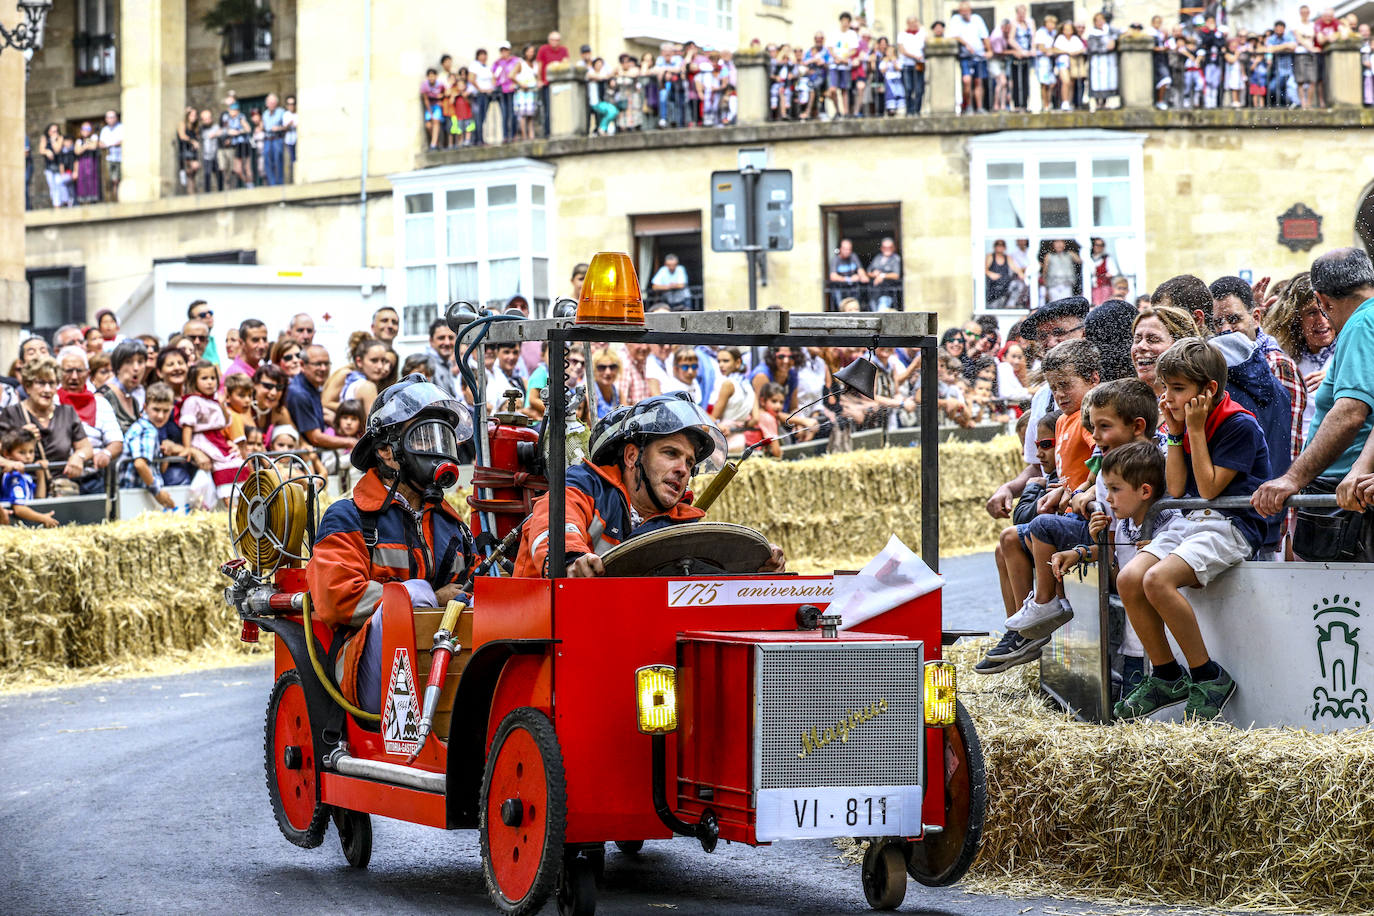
[[73, 33, 116, 86], [221, 22, 273, 65]]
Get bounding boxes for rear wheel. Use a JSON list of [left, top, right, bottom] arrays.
[[613, 840, 644, 855], [862, 841, 908, 910], [334, 808, 372, 869], [906, 699, 986, 887], [480, 707, 567, 915], [265, 669, 330, 848], [557, 852, 598, 916]]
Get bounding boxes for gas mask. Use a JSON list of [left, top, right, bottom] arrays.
[[393, 418, 461, 503]]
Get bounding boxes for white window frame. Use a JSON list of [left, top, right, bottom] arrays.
[[388, 158, 556, 346], [969, 130, 1147, 315], [624, 0, 736, 51]]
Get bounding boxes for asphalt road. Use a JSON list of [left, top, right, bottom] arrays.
[[0, 554, 1221, 916]]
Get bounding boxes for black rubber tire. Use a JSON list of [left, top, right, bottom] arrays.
[[862, 842, 908, 910], [557, 854, 598, 916], [265, 669, 331, 849], [334, 808, 373, 869], [906, 699, 986, 887], [613, 840, 644, 855], [480, 707, 568, 916]]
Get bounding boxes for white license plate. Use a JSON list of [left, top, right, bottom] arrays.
[[755, 785, 923, 841]]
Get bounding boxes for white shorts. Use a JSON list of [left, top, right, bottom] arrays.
[[1140, 509, 1251, 587]]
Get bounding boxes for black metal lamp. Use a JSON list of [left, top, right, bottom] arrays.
[[1, 0, 51, 57]]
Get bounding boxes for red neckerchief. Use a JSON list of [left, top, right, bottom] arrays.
[[1182, 391, 1253, 454], [58, 388, 97, 426]]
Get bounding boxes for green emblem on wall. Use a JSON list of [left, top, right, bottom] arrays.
[[1313, 595, 1369, 724]]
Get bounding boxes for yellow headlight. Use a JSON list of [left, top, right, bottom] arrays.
[[635, 665, 678, 734], [924, 660, 957, 727]]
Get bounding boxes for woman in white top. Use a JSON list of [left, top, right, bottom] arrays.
[[710, 347, 757, 451], [1052, 21, 1087, 110], [995, 341, 1031, 400], [1034, 15, 1061, 111]]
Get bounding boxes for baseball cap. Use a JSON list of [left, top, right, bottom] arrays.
[[580, 44, 592, 53], [499, 41, 511, 49]]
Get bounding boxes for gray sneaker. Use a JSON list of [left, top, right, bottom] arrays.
[[1016, 598, 1075, 640]]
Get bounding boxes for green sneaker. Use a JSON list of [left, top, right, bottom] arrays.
[[1113, 673, 1190, 720], [1184, 667, 1237, 720]]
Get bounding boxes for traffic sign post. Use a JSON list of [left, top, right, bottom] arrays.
[[711, 168, 793, 313]]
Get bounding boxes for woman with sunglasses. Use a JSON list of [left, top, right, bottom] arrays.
[[270, 338, 304, 378], [590, 349, 622, 420], [526, 344, 587, 422], [250, 363, 293, 440]]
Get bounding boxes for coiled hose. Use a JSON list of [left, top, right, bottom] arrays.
[[302, 592, 381, 722]]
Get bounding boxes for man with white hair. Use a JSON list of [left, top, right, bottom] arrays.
[[288, 313, 316, 347], [56, 346, 123, 487], [52, 324, 84, 351]]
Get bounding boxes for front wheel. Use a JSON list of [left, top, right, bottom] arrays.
[[265, 669, 331, 848], [906, 699, 986, 887], [480, 707, 568, 915], [862, 841, 908, 910], [334, 808, 372, 869]]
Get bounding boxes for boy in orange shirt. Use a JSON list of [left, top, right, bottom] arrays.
[[980, 340, 1100, 673]]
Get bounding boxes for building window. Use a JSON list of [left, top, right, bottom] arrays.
[[390, 159, 555, 338], [624, 0, 736, 51], [26, 267, 87, 345], [819, 203, 902, 311], [203, 0, 275, 65], [632, 211, 704, 311], [969, 130, 1146, 313], [74, 0, 116, 86]]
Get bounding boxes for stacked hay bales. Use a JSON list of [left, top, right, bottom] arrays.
[[702, 437, 1023, 563], [840, 640, 1374, 914], [0, 513, 240, 675]]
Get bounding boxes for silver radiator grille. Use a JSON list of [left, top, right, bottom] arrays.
[[754, 641, 924, 790]]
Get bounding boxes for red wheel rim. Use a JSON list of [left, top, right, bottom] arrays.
[[486, 728, 548, 902], [273, 680, 317, 831]]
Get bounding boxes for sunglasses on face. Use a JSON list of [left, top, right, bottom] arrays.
[[258, 382, 285, 393], [1035, 438, 1055, 450], [281, 352, 301, 362], [963, 330, 980, 338], [596, 363, 619, 372], [186, 334, 208, 342], [677, 362, 699, 370], [195, 309, 214, 318]]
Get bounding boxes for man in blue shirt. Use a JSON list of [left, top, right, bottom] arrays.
[[1254, 248, 1374, 523], [1265, 22, 1297, 108], [287, 345, 358, 454], [650, 253, 692, 311], [261, 94, 286, 186]]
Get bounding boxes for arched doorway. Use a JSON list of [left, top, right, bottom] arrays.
[[1357, 180, 1374, 258]]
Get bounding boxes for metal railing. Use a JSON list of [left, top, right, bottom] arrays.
[[1140, 493, 1339, 539], [220, 23, 273, 65]]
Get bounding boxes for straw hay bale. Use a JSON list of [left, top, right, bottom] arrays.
[[701, 437, 1024, 558], [0, 513, 245, 675], [842, 639, 1374, 914]]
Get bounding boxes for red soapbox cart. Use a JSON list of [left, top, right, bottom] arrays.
[[222, 304, 985, 914]]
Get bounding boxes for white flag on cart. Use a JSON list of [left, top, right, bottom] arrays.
[[832, 534, 943, 630]]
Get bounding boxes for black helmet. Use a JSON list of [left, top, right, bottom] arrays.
[[351, 374, 473, 472], [588, 392, 727, 473]]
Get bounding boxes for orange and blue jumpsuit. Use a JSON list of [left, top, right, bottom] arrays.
[[307, 468, 474, 714], [514, 460, 703, 577]]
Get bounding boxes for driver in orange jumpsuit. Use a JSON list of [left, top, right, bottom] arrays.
[[514, 392, 785, 578]]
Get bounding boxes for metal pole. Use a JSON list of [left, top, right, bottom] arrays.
[[359, 0, 371, 268], [919, 339, 939, 573], [742, 166, 760, 368], [548, 328, 568, 580]]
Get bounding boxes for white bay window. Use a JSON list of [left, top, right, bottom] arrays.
[[390, 159, 555, 340], [969, 131, 1146, 314]]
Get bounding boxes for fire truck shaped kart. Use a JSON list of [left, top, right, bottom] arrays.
[[224, 301, 985, 914]]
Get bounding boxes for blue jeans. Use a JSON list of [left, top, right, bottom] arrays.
[[902, 65, 925, 115], [262, 136, 284, 186], [498, 90, 516, 141], [472, 92, 491, 145]]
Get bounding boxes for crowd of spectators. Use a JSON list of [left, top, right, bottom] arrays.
[[975, 245, 1374, 721], [174, 90, 298, 194], [415, 6, 1373, 147], [30, 111, 123, 209]]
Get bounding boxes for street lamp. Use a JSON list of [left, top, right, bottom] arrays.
[[0, 0, 51, 54]]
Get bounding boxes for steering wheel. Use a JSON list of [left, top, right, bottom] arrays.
[[598, 522, 773, 577]]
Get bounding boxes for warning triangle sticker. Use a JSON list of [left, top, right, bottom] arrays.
[[383, 648, 420, 755]]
